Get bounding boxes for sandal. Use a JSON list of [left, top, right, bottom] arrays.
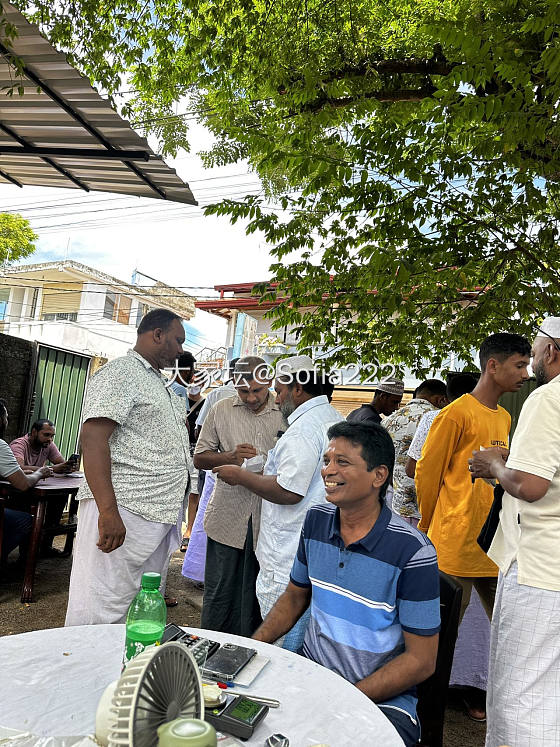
[[180, 537, 190, 552]]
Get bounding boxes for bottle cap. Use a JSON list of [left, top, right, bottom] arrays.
[[141, 572, 162, 590]]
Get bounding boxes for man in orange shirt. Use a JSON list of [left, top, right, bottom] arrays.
[[416, 333, 531, 624]]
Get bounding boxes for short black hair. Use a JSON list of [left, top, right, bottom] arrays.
[[31, 418, 54, 433], [414, 379, 447, 399], [479, 333, 531, 371], [446, 372, 478, 400], [175, 351, 196, 383], [233, 356, 268, 383], [326, 421, 395, 500], [137, 308, 182, 335], [228, 357, 240, 376]]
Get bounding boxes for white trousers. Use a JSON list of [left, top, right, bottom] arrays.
[[65, 498, 180, 626], [486, 563, 560, 747]]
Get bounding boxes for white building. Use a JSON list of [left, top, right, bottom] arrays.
[[0, 260, 196, 360]]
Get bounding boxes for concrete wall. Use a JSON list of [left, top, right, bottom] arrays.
[[0, 331, 36, 442], [4, 319, 134, 360]]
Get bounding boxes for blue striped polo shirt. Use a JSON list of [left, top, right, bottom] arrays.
[[290, 501, 440, 724]]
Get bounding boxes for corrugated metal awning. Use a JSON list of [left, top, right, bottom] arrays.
[[0, 2, 197, 204]]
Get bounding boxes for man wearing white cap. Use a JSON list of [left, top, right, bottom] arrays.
[[214, 355, 343, 650], [470, 318, 560, 747], [347, 379, 404, 425]]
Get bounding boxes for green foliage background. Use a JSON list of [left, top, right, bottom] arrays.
[[0, 212, 37, 264], [8, 0, 560, 371]]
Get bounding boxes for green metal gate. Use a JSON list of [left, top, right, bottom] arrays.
[[30, 345, 90, 458]]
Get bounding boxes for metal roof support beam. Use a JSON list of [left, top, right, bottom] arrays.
[[0, 145, 151, 161], [0, 168, 22, 187], [0, 41, 167, 198], [122, 159, 167, 199], [0, 121, 89, 191]]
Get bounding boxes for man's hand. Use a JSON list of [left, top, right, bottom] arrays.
[[38, 466, 53, 479], [213, 464, 243, 485], [469, 447, 509, 479], [53, 460, 78, 474], [230, 443, 257, 465], [97, 509, 126, 553]]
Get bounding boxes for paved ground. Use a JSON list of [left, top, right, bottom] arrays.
[[0, 543, 486, 746]]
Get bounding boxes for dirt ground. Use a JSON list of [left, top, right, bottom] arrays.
[[0, 542, 486, 746]]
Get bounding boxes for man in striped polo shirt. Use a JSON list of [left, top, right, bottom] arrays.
[[253, 421, 440, 746]]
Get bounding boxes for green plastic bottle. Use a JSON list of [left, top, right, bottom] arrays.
[[123, 571, 167, 666]]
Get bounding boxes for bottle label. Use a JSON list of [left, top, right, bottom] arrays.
[[123, 634, 161, 667]]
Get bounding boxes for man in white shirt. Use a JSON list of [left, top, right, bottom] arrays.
[[214, 355, 343, 650], [470, 316, 560, 747]]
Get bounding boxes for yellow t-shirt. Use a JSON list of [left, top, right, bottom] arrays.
[[416, 394, 511, 577]]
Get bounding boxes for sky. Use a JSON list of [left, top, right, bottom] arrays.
[[0, 120, 279, 351]]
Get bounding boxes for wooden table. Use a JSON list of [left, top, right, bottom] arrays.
[[0, 474, 83, 602]]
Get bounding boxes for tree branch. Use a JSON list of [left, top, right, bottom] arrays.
[[278, 58, 459, 95], [296, 85, 437, 114]]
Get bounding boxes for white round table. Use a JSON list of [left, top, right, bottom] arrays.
[[0, 625, 404, 746]]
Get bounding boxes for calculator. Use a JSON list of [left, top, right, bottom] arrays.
[[205, 693, 269, 740], [161, 623, 220, 667]]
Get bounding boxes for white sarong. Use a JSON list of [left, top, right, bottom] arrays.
[[486, 562, 560, 747], [65, 498, 180, 626]]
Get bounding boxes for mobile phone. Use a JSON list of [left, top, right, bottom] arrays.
[[203, 643, 257, 681]]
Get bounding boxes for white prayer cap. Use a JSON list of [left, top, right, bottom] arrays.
[[275, 355, 315, 376], [376, 379, 405, 396], [536, 317, 560, 339]]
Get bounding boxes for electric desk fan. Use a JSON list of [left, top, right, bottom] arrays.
[[95, 641, 204, 746]]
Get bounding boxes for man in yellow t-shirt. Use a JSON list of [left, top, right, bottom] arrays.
[[416, 333, 531, 623]]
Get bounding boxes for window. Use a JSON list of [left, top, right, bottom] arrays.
[[29, 287, 39, 319], [136, 302, 150, 327], [0, 287, 9, 321], [114, 295, 131, 325], [103, 291, 116, 320], [104, 291, 132, 324]]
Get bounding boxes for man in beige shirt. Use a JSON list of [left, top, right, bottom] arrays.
[[194, 356, 286, 636], [470, 317, 560, 747]]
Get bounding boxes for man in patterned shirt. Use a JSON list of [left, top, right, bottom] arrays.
[[65, 309, 198, 625], [383, 379, 448, 526]]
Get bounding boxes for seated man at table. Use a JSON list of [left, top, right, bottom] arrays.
[[253, 421, 440, 747], [10, 419, 78, 554], [10, 419, 78, 475], [0, 399, 53, 570]]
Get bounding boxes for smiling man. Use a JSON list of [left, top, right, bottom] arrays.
[[253, 421, 440, 747], [65, 308, 198, 626]]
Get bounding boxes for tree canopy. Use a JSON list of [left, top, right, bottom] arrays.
[[9, 0, 560, 372], [0, 212, 37, 265]]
